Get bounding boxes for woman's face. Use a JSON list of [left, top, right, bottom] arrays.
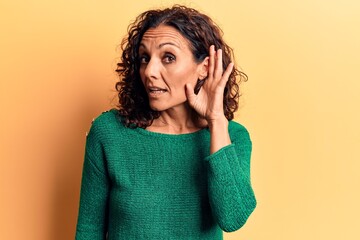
[[139, 25, 206, 112]]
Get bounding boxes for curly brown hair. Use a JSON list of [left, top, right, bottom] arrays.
[[115, 5, 248, 128]]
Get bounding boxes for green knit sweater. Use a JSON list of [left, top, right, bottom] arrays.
[[76, 109, 256, 240]]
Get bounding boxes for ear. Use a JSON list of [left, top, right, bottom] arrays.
[[198, 56, 209, 80]]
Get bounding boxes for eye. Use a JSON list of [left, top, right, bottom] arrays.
[[139, 54, 149, 64], [163, 53, 175, 63]]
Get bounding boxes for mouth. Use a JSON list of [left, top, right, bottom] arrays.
[[148, 87, 167, 96]]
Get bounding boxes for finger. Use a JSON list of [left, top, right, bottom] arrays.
[[208, 45, 215, 78], [214, 49, 223, 80], [218, 62, 234, 88]]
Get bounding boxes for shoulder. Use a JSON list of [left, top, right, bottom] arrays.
[[91, 109, 120, 126], [87, 109, 125, 138], [228, 120, 251, 143]]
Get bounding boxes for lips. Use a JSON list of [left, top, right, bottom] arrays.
[[148, 87, 167, 95]]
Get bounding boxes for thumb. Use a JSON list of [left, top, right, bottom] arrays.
[[185, 83, 197, 105]]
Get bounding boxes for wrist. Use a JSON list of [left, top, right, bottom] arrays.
[[208, 116, 229, 130], [208, 116, 231, 154]]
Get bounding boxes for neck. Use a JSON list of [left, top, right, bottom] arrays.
[[150, 104, 203, 134]]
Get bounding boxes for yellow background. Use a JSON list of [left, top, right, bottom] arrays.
[[1, 0, 359, 239]]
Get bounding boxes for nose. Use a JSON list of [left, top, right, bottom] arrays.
[[144, 58, 160, 80]]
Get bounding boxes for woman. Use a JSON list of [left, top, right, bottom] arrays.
[[76, 5, 256, 240]]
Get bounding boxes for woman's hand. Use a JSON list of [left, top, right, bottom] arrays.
[[185, 45, 234, 125]]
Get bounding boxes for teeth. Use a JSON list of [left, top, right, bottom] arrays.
[[149, 87, 166, 93], [150, 90, 166, 93]]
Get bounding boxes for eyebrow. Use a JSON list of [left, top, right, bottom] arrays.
[[139, 42, 180, 49], [159, 42, 180, 48]]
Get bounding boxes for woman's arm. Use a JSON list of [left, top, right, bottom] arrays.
[[186, 45, 256, 232], [76, 120, 110, 240], [205, 123, 256, 232]]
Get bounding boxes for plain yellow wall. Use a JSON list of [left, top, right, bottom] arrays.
[[1, 0, 360, 239]]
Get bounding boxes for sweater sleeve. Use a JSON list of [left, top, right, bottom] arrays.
[[205, 125, 256, 232], [76, 120, 110, 240]]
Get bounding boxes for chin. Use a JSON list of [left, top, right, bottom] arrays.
[[149, 103, 166, 112], [148, 98, 187, 112]]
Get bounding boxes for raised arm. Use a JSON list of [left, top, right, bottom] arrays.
[[186, 45, 256, 232], [205, 124, 256, 232]]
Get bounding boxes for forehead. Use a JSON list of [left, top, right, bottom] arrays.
[[141, 25, 190, 49]]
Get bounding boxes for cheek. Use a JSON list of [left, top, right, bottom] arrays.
[[169, 65, 198, 87], [139, 68, 146, 84]]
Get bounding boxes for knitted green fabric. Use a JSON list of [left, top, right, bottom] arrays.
[[76, 109, 256, 240]]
